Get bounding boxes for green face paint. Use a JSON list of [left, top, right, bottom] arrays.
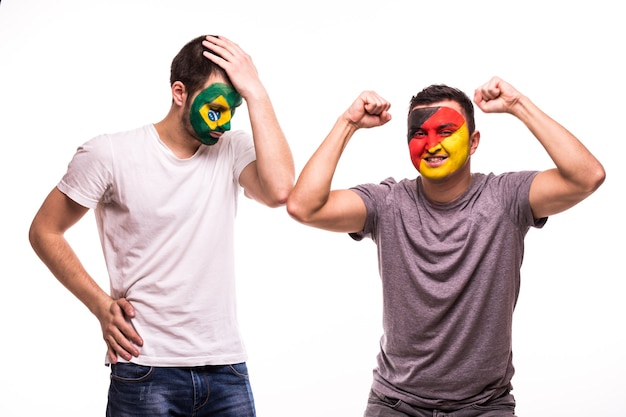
[[189, 83, 243, 145]]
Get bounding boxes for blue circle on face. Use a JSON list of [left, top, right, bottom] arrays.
[[208, 109, 221, 122]]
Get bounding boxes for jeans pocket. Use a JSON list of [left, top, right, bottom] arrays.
[[227, 362, 250, 379], [110, 363, 153, 382]]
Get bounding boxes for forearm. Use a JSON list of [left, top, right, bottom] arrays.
[[246, 88, 295, 205], [288, 116, 357, 221], [511, 95, 605, 191], [30, 230, 111, 318]]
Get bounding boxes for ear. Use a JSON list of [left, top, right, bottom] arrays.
[[469, 130, 480, 155], [171, 81, 187, 107]]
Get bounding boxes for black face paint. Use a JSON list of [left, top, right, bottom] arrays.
[[407, 107, 440, 143]]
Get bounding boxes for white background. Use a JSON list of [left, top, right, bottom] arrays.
[[1, 0, 624, 415]]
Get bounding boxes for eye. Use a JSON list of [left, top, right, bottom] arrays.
[[207, 109, 221, 122], [412, 130, 426, 138]]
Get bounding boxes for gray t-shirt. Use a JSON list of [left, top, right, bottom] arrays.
[[350, 171, 546, 409]]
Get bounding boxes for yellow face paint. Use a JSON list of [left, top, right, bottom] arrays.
[[189, 83, 242, 145], [198, 95, 232, 131], [407, 106, 470, 180]]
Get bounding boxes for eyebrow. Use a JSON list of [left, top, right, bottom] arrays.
[[206, 102, 229, 110], [437, 122, 460, 129]]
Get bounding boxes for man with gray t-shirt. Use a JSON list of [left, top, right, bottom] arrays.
[[286, 77, 604, 416]]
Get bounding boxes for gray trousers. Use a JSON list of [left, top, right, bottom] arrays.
[[364, 389, 517, 417]]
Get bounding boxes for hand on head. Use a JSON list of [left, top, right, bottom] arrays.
[[201, 35, 263, 99]]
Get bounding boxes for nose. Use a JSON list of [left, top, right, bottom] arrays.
[[425, 132, 441, 153]]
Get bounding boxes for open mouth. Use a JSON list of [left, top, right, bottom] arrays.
[[424, 155, 448, 166]]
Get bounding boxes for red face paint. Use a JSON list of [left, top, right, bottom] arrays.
[[407, 106, 469, 178]]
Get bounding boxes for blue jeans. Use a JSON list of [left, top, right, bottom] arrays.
[[364, 388, 517, 417], [106, 362, 256, 417]]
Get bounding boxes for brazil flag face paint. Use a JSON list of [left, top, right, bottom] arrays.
[[189, 83, 243, 145], [407, 106, 470, 180]]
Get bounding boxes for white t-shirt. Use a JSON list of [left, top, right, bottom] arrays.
[[58, 124, 256, 366]]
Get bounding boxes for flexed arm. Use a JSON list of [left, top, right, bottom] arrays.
[[474, 76, 605, 218], [286, 91, 392, 232], [29, 188, 143, 363], [202, 35, 294, 207]]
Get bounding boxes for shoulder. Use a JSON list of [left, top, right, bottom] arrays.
[[481, 171, 539, 191], [81, 124, 154, 148], [475, 171, 542, 226], [220, 130, 254, 149], [351, 177, 416, 204], [204, 130, 254, 162]]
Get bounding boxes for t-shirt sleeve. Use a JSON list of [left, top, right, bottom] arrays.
[[492, 170, 547, 229], [228, 130, 256, 182], [57, 134, 113, 209], [349, 177, 397, 241]]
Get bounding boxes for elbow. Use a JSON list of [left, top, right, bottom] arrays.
[[594, 164, 607, 190], [28, 224, 36, 250], [28, 220, 44, 256], [267, 194, 289, 208], [286, 196, 316, 225], [260, 184, 293, 208], [272, 183, 295, 208], [286, 197, 305, 224], [286, 206, 306, 224], [276, 185, 294, 207], [586, 162, 606, 194]]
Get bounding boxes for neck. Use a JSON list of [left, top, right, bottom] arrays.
[[420, 165, 473, 204], [154, 110, 201, 159]]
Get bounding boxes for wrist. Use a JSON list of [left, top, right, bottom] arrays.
[[338, 113, 361, 133], [237, 83, 267, 103]]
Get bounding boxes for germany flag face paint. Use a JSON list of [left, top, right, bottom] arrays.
[[407, 106, 470, 180], [189, 83, 243, 145]]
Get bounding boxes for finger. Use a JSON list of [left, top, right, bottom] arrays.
[[108, 303, 143, 347], [202, 39, 232, 65], [476, 87, 496, 102], [378, 111, 393, 125], [473, 89, 483, 105], [485, 77, 503, 100], [364, 102, 389, 116], [209, 34, 237, 50], [486, 87, 501, 101], [116, 298, 135, 318], [107, 327, 140, 359], [363, 92, 390, 113], [106, 345, 119, 364], [203, 35, 242, 62], [202, 46, 228, 63], [115, 316, 143, 346], [364, 100, 378, 114], [105, 334, 133, 361]]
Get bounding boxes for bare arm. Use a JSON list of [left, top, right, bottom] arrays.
[[474, 77, 605, 219], [286, 91, 392, 232], [203, 35, 294, 207], [29, 188, 143, 363]]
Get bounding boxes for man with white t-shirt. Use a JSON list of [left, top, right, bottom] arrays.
[[29, 34, 294, 417]]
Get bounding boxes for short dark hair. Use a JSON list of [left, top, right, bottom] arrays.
[[169, 35, 232, 97], [408, 84, 475, 134]]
